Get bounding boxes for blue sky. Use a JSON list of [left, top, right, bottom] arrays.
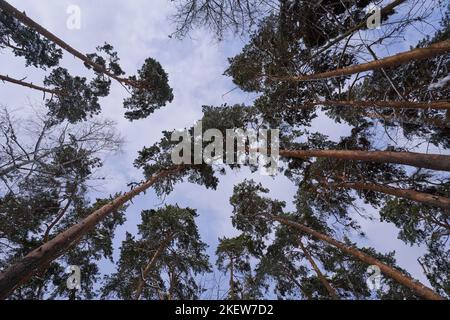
[[1, 0, 446, 297]]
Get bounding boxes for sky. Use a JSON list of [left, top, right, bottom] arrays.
[[1, 0, 446, 297]]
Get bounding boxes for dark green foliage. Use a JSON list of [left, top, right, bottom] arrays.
[[380, 196, 450, 246], [85, 43, 125, 78], [223, 1, 372, 129], [0, 116, 125, 299], [278, 0, 373, 49], [101, 205, 211, 300], [0, 10, 62, 68], [230, 180, 284, 239], [230, 179, 420, 299], [317, 243, 419, 300], [85, 42, 125, 98], [43, 68, 108, 123], [133, 104, 260, 195], [421, 240, 450, 297], [0, 172, 126, 300], [171, 0, 377, 42], [134, 130, 220, 196], [328, 13, 450, 148], [123, 58, 174, 120], [216, 235, 263, 299]]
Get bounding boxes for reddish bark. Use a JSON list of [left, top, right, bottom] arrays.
[[332, 182, 450, 210], [299, 100, 450, 110], [267, 215, 445, 300], [134, 232, 176, 300], [298, 239, 340, 300], [285, 40, 450, 81], [0, 74, 62, 95], [279, 149, 450, 172], [0, 166, 182, 299]]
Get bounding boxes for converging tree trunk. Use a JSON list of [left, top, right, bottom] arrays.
[[331, 182, 450, 210], [0, 166, 182, 299], [0, 74, 62, 95], [279, 149, 450, 172], [265, 215, 445, 300], [283, 40, 450, 81], [134, 232, 176, 300], [298, 100, 450, 110], [298, 239, 340, 300], [229, 256, 236, 300]]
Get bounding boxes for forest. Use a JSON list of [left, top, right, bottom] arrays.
[[0, 0, 449, 301]]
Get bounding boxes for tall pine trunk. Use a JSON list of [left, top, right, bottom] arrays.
[[134, 232, 176, 300], [299, 100, 450, 110], [298, 239, 340, 300], [0, 167, 181, 299], [267, 215, 445, 300], [229, 256, 236, 300], [331, 182, 450, 210], [279, 149, 450, 172], [284, 40, 450, 81], [0, 74, 61, 95]]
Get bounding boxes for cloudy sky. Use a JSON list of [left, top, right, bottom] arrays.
[[1, 0, 445, 296]]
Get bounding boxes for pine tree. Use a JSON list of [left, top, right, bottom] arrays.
[[0, 113, 126, 299], [101, 206, 211, 300], [230, 179, 444, 300], [216, 235, 262, 300], [0, 1, 174, 121]]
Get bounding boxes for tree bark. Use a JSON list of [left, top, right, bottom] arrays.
[[298, 100, 450, 110], [298, 239, 340, 300], [0, 166, 182, 299], [229, 256, 236, 300], [0, 74, 61, 95], [284, 40, 450, 81], [134, 232, 176, 300], [267, 215, 445, 300], [0, 0, 126, 85], [42, 197, 74, 243], [279, 149, 450, 172], [331, 182, 450, 210]]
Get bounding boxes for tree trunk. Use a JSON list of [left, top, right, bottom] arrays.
[[299, 100, 450, 110], [285, 40, 450, 81], [229, 256, 236, 300], [279, 149, 450, 172], [0, 166, 181, 299], [43, 197, 74, 243], [298, 239, 340, 300], [134, 232, 176, 300], [0, 74, 61, 95], [0, 0, 126, 85], [332, 182, 450, 210], [267, 215, 445, 300]]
